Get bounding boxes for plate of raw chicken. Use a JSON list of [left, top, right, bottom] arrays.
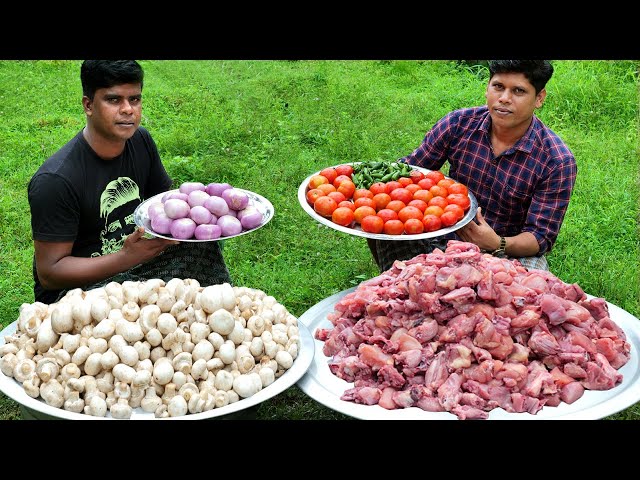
[[296, 241, 640, 420]]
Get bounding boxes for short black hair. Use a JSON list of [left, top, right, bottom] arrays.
[[80, 60, 144, 99], [488, 60, 554, 94]]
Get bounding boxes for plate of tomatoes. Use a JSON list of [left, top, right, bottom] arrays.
[[297, 162, 478, 240]]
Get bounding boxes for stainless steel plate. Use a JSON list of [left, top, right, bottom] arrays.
[[297, 287, 640, 420], [134, 188, 274, 242], [0, 321, 314, 420], [297, 163, 478, 240]]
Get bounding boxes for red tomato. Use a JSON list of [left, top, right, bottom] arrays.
[[308, 174, 329, 189], [306, 188, 325, 205], [397, 177, 413, 187], [389, 187, 414, 205], [372, 192, 391, 211], [408, 199, 428, 213], [444, 203, 465, 220], [361, 215, 384, 234], [447, 182, 469, 196], [424, 205, 444, 217], [338, 200, 356, 211], [335, 164, 354, 177], [316, 183, 336, 195], [337, 180, 356, 199], [369, 182, 387, 195], [446, 193, 471, 211], [332, 206, 355, 227], [333, 174, 352, 188], [314, 196, 338, 217], [440, 210, 459, 227], [327, 191, 347, 204], [437, 178, 455, 190], [429, 185, 449, 198], [384, 181, 403, 194], [404, 218, 424, 234], [319, 167, 338, 185], [413, 189, 433, 204], [353, 188, 374, 201], [428, 196, 449, 210], [354, 205, 377, 224], [422, 214, 442, 232], [354, 197, 377, 209], [405, 183, 421, 195], [386, 200, 407, 213], [417, 178, 435, 190], [383, 219, 405, 235], [377, 208, 399, 223], [426, 170, 445, 184], [397, 206, 423, 223], [409, 170, 425, 183]]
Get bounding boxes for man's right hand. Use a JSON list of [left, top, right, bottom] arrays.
[[121, 227, 179, 263]]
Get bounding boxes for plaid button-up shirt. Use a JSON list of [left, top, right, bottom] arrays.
[[401, 106, 577, 255]]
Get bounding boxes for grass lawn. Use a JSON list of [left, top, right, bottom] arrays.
[[0, 60, 638, 420]]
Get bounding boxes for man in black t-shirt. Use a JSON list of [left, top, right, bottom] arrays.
[[28, 60, 231, 304]]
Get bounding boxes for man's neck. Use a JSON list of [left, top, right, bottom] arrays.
[[82, 127, 126, 160]]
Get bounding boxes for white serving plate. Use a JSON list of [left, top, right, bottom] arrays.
[[297, 287, 640, 420], [0, 321, 314, 420], [134, 188, 274, 242], [297, 163, 478, 240]]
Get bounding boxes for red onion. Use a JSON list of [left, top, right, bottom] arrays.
[[222, 188, 249, 211], [203, 195, 229, 217], [217, 215, 243, 237], [194, 224, 222, 240], [205, 182, 233, 197], [179, 182, 206, 195], [164, 199, 191, 219], [170, 218, 197, 239], [151, 212, 173, 234]]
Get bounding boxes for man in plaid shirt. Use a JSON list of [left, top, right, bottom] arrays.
[[368, 60, 577, 272]]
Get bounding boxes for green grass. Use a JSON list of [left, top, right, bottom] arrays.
[[0, 60, 638, 420]]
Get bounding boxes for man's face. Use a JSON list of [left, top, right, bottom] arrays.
[[485, 72, 545, 130], [83, 83, 142, 142]]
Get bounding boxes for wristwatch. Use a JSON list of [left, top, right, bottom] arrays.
[[492, 236, 506, 257]]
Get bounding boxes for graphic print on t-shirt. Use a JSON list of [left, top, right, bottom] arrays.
[[92, 176, 141, 257]]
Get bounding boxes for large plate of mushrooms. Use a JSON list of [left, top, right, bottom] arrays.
[[0, 279, 314, 420]]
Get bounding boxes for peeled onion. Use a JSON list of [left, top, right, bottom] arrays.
[[179, 182, 206, 195], [170, 218, 197, 239], [205, 182, 232, 197], [217, 215, 242, 237], [189, 205, 213, 225], [164, 199, 190, 219], [222, 188, 249, 211], [203, 195, 229, 217], [194, 224, 222, 240]]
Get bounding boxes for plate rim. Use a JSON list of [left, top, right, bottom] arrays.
[[134, 187, 274, 242], [297, 162, 478, 241]]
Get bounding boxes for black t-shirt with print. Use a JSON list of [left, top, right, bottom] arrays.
[[28, 127, 173, 303]]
